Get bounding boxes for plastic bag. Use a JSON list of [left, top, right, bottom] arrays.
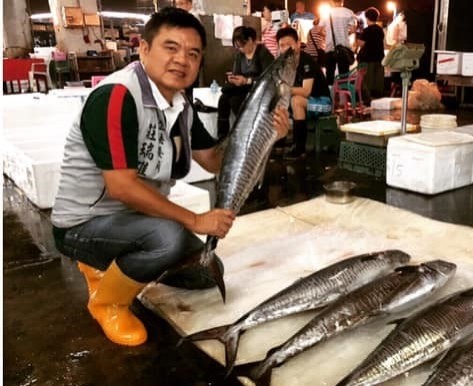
[[407, 79, 443, 110], [334, 45, 355, 65]]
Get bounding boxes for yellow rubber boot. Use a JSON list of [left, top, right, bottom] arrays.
[[77, 262, 104, 296], [87, 261, 148, 346]]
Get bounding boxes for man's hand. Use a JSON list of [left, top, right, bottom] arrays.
[[273, 106, 290, 140], [228, 74, 248, 86], [190, 209, 236, 238]]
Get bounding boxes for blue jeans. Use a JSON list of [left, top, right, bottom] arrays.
[[59, 212, 204, 283]]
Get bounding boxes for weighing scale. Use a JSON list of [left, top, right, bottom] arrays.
[[382, 43, 425, 134]]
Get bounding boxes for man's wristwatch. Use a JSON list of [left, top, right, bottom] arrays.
[[246, 77, 252, 85]]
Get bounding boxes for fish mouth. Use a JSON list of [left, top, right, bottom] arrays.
[[421, 259, 457, 277]]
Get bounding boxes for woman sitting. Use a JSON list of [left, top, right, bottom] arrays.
[[217, 26, 274, 139]]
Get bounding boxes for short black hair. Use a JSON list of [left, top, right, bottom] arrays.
[[143, 7, 206, 49], [232, 26, 257, 47], [263, 3, 277, 12], [276, 27, 298, 42], [365, 7, 380, 22]]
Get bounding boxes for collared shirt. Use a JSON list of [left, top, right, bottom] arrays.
[[146, 69, 186, 135]]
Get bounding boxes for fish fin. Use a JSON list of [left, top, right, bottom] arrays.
[[201, 248, 226, 303], [233, 361, 272, 386], [429, 348, 452, 370], [386, 317, 407, 325]]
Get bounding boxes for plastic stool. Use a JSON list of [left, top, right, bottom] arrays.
[[314, 115, 340, 153]]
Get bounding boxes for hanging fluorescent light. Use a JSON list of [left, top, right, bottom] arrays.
[[30, 13, 53, 20], [99, 11, 150, 23]]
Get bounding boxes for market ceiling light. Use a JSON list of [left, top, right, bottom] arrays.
[[318, 3, 331, 20], [99, 11, 150, 23], [30, 13, 53, 20], [387, 1, 397, 18]]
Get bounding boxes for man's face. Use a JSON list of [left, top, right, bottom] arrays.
[[140, 25, 203, 101], [175, 0, 192, 12], [278, 36, 299, 55], [296, 1, 305, 12]]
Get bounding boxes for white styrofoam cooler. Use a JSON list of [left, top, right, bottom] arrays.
[[462, 52, 473, 76], [387, 132, 473, 195], [436, 51, 462, 75], [168, 180, 210, 214]]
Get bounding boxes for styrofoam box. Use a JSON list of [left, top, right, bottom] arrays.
[[387, 132, 473, 195], [370, 98, 402, 110], [3, 144, 62, 209], [168, 180, 210, 214], [462, 52, 473, 76], [436, 51, 462, 75]]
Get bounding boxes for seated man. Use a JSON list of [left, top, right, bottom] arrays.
[[276, 27, 331, 158], [51, 8, 289, 347], [217, 26, 274, 139]]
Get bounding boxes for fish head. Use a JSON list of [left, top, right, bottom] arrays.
[[270, 48, 297, 108], [420, 259, 457, 285], [373, 249, 411, 267]]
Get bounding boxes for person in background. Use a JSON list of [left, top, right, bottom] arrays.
[[356, 7, 385, 102], [304, 14, 326, 66], [290, 1, 314, 23], [276, 27, 331, 159], [319, 0, 357, 85], [175, 0, 201, 20], [217, 26, 274, 139], [51, 8, 290, 347], [261, 3, 279, 57]]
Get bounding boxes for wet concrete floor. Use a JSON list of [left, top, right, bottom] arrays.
[[3, 107, 473, 386]]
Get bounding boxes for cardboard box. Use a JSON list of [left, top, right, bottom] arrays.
[[461, 52, 473, 76], [387, 132, 473, 194], [436, 51, 462, 75]]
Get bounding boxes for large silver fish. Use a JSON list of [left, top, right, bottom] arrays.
[[202, 49, 298, 302], [336, 286, 473, 386], [183, 249, 410, 375], [236, 260, 456, 386], [421, 338, 473, 386]]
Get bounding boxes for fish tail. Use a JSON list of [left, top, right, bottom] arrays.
[[233, 361, 272, 386], [178, 324, 230, 347], [224, 328, 242, 377], [202, 239, 226, 303]]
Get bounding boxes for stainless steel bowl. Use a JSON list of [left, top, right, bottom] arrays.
[[323, 181, 357, 204]]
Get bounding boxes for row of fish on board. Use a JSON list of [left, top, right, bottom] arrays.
[[183, 250, 473, 386], [180, 48, 473, 385]]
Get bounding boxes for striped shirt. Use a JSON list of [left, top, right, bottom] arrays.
[[320, 7, 357, 52], [262, 23, 279, 57], [304, 25, 326, 58]]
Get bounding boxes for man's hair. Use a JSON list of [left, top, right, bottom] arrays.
[[143, 7, 206, 48], [365, 7, 380, 22], [264, 3, 277, 12], [232, 26, 257, 47], [276, 27, 298, 42]]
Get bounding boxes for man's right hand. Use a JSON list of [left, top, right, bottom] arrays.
[[191, 209, 236, 238]]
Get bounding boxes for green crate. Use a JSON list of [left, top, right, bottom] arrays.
[[307, 115, 340, 153], [338, 140, 386, 177]]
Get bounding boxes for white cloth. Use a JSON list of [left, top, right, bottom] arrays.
[[213, 14, 243, 41]]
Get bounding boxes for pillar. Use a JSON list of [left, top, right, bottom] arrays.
[[48, 0, 103, 53], [3, 0, 33, 58]]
